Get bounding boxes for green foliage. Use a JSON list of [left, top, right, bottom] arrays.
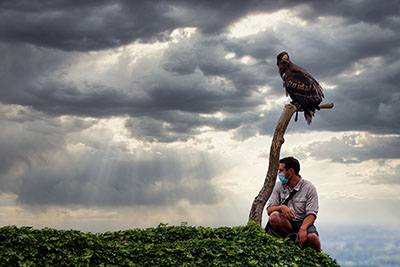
[[0, 222, 339, 266]]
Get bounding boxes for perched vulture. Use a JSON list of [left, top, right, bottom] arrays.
[[277, 51, 324, 124]]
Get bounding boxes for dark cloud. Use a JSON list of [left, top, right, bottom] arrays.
[[0, 0, 305, 52], [1, 0, 400, 142], [0, 0, 265, 51], [125, 114, 199, 143], [302, 0, 400, 30], [0, 33, 266, 143], [292, 134, 400, 163], [3, 0, 398, 52], [315, 56, 400, 134], [125, 110, 262, 143], [162, 35, 241, 76], [0, 0, 178, 51], [0, 106, 95, 192]]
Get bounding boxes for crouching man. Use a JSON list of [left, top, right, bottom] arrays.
[[266, 156, 321, 252]]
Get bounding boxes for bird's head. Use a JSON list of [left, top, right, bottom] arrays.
[[277, 51, 290, 65]]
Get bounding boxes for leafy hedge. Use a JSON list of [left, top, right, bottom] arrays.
[[0, 222, 339, 266]]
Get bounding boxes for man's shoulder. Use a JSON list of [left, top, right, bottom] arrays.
[[299, 178, 317, 191], [301, 178, 314, 186]]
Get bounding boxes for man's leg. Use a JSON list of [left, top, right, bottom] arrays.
[[301, 225, 321, 252], [305, 233, 321, 252], [269, 211, 293, 235], [269, 213, 322, 252], [286, 220, 322, 252]]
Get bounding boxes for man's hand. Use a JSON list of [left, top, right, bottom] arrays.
[[298, 227, 307, 245], [297, 214, 316, 246], [280, 205, 296, 221]]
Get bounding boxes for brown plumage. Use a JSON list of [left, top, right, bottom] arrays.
[[277, 51, 324, 124]]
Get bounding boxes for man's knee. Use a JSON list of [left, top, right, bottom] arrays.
[[307, 233, 321, 252], [269, 211, 282, 227], [307, 233, 319, 243]]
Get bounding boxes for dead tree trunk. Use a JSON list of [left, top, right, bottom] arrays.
[[248, 102, 334, 227]]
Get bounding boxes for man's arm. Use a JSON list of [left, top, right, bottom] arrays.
[[298, 214, 316, 244], [267, 205, 296, 221], [267, 205, 281, 216]]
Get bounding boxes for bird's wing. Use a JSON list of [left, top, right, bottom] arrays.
[[283, 64, 324, 109]]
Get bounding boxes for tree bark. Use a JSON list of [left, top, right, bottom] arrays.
[[248, 102, 334, 227]]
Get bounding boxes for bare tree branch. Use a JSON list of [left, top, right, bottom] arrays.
[[248, 102, 334, 227]]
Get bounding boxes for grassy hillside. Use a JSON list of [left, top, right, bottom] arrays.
[[0, 222, 339, 266]]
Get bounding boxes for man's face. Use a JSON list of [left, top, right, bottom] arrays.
[[278, 163, 291, 179], [278, 163, 287, 175]]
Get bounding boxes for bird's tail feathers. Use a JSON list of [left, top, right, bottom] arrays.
[[304, 110, 315, 125]]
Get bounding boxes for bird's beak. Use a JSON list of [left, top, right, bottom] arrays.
[[282, 54, 289, 62]]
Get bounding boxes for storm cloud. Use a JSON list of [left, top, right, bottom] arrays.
[[293, 134, 400, 163], [1, 0, 399, 139]]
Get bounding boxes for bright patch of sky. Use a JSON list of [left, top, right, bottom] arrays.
[[228, 10, 307, 38]]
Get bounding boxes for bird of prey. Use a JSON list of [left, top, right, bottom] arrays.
[[277, 51, 324, 124]]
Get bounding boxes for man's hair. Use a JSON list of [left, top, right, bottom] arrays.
[[279, 157, 300, 175]]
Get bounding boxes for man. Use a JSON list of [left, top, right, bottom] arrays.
[[266, 156, 321, 252]]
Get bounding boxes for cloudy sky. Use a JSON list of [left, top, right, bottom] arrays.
[[1, 0, 400, 263]]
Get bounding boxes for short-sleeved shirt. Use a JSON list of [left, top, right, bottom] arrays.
[[266, 177, 319, 222]]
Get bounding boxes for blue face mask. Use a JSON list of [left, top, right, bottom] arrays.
[[278, 173, 288, 185]]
